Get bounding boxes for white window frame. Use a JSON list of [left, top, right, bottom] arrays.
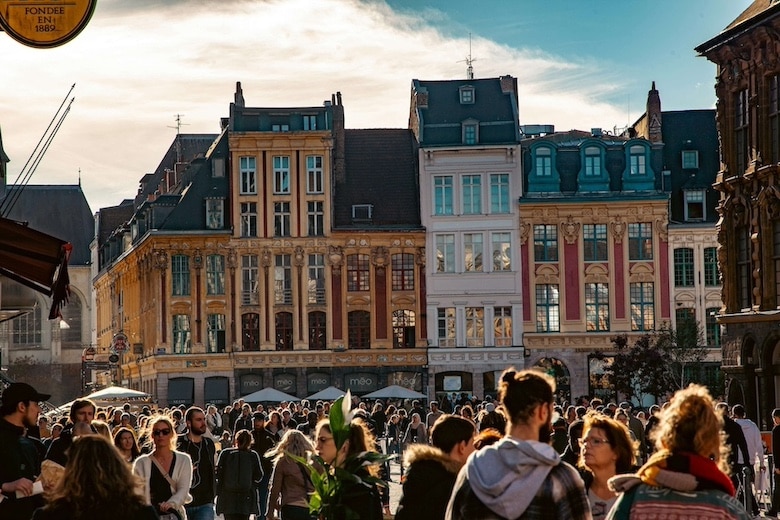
[[306, 155, 324, 193], [273, 156, 291, 194], [240, 156, 256, 194], [682, 150, 699, 169]]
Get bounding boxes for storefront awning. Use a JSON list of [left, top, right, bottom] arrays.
[[0, 217, 71, 319]]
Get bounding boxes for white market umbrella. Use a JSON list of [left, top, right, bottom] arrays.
[[241, 387, 298, 403], [362, 385, 427, 400], [85, 386, 152, 403], [305, 386, 346, 401]]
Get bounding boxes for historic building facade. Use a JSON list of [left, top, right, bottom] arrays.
[[519, 113, 669, 401], [411, 75, 525, 400], [696, 1, 780, 426]]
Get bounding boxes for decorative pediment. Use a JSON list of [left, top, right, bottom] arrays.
[[583, 263, 609, 284], [629, 262, 655, 282]]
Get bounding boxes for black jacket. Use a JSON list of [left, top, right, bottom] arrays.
[[395, 444, 461, 520], [0, 418, 46, 520], [215, 448, 263, 516]]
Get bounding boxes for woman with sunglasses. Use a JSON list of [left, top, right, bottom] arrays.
[[578, 412, 636, 520], [133, 415, 193, 519]]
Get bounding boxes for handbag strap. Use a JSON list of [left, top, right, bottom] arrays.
[[151, 453, 177, 491]]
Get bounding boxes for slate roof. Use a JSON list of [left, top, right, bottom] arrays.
[[96, 200, 134, 246], [333, 129, 421, 230], [3, 185, 94, 265], [412, 77, 519, 146], [696, 0, 780, 53]]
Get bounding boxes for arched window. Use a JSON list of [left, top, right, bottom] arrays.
[[275, 312, 293, 351], [242, 313, 260, 351], [348, 311, 370, 349], [392, 310, 415, 348]]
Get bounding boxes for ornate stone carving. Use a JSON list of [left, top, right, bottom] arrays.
[[655, 218, 668, 242], [519, 221, 531, 245], [293, 246, 306, 268], [328, 246, 344, 274], [610, 217, 626, 244], [371, 246, 389, 269], [261, 248, 272, 268], [227, 249, 237, 270], [416, 247, 426, 267], [193, 249, 203, 269], [153, 250, 168, 270], [560, 215, 580, 245]]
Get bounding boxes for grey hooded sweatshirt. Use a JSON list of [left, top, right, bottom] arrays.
[[446, 437, 591, 520]]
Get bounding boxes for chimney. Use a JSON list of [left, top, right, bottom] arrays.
[[646, 81, 662, 143], [332, 92, 346, 184], [416, 86, 428, 109], [499, 75, 516, 94], [234, 81, 245, 108]]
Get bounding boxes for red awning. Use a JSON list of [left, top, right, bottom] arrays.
[[0, 217, 71, 319]]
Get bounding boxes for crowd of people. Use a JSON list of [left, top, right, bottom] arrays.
[[0, 374, 775, 519]]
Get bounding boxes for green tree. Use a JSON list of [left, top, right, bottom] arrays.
[[600, 333, 672, 403], [657, 318, 710, 391]]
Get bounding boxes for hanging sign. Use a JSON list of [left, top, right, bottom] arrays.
[[0, 0, 97, 48]]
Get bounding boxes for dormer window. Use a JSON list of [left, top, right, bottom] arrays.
[[684, 189, 705, 221], [629, 145, 646, 175], [459, 86, 475, 104], [681, 150, 699, 169], [352, 204, 373, 222], [462, 119, 479, 145], [584, 146, 601, 177], [272, 124, 290, 132], [535, 147, 552, 177]]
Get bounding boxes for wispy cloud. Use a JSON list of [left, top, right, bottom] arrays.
[[0, 0, 626, 211]]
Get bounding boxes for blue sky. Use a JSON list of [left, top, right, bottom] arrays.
[[0, 0, 752, 211]]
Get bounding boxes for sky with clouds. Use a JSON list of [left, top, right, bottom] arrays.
[[0, 0, 752, 212]]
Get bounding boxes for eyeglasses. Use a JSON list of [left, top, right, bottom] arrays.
[[152, 428, 172, 437], [579, 437, 610, 447]]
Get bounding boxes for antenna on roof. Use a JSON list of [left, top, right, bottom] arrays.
[[78, 167, 81, 187], [457, 33, 476, 80], [168, 114, 189, 164]]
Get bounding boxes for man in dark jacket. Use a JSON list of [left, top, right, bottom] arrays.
[[395, 414, 476, 520], [250, 412, 277, 520], [0, 383, 50, 520], [44, 398, 96, 466]]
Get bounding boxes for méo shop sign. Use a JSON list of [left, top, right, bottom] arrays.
[[0, 0, 96, 48]]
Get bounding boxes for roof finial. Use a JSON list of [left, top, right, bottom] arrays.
[[458, 33, 477, 80]]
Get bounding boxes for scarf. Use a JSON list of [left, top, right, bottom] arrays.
[[636, 450, 735, 496]]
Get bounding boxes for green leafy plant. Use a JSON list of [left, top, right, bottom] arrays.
[[290, 390, 392, 519]]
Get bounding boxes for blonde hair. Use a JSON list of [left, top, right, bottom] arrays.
[[651, 384, 729, 473], [267, 429, 314, 463], [147, 415, 178, 451]]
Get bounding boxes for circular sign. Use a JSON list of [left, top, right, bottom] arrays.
[[108, 354, 119, 364], [0, 0, 97, 48], [112, 332, 128, 353]]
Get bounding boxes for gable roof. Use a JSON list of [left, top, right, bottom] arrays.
[[333, 129, 421, 230], [696, 0, 780, 53], [3, 185, 94, 265]]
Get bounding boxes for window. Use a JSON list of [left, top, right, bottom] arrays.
[[206, 314, 226, 353], [12, 306, 41, 345], [240, 202, 257, 237], [206, 254, 225, 295], [348, 310, 370, 349], [59, 292, 82, 346], [272, 123, 290, 132], [273, 156, 290, 194], [347, 254, 370, 291], [630, 282, 654, 331], [583, 224, 608, 262], [241, 313, 259, 351], [706, 308, 720, 348], [493, 307, 512, 346], [391, 253, 415, 291], [737, 227, 751, 309], [685, 190, 705, 221], [239, 156, 256, 194], [435, 234, 455, 273], [307, 156, 323, 193], [535, 147, 552, 177], [490, 174, 510, 213], [584, 146, 601, 177], [433, 176, 454, 215], [772, 75, 780, 163], [585, 283, 609, 331], [682, 150, 699, 169], [303, 115, 317, 130], [275, 312, 293, 350], [437, 308, 456, 347], [275, 254, 292, 304], [306, 201, 324, 236], [308, 254, 326, 304], [459, 86, 474, 104], [736, 89, 749, 174], [241, 255, 259, 305], [674, 248, 694, 287], [392, 310, 415, 348], [172, 314, 191, 354], [308, 311, 326, 350], [675, 308, 695, 330], [463, 123, 478, 145], [212, 157, 225, 178], [628, 223, 653, 260], [629, 145, 646, 175], [535, 285, 560, 332], [172, 255, 190, 296], [533, 224, 558, 262], [465, 307, 484, 346], [462, 175, 482, 214], [492, 232, 511, 271], [206, 199, 224, 229], [775, 219, 780, 307], [704, 247, 720, 286], [274, 202, 291, 237], [464, 233, 483, 272], [352, 204, 372, 221]]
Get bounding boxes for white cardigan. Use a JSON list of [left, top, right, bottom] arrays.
[[133, 451, 193, 514]]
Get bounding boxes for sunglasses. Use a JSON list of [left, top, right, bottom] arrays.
[[152, 428, 171, 437]]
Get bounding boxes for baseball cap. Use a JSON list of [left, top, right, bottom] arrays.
[[253, 411, 267, 422], [2, 382, 51, 407]]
